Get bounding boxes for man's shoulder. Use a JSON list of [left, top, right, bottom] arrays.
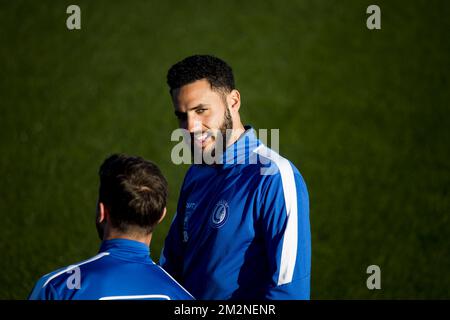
[[29, 265, 68, 296], [29, 252, 111, 299], [246, 145, 308, 209], [182, 145, 306, 190], [253, 145, 304, 181]]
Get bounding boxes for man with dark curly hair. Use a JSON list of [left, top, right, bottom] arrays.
[[160, 55, 311, 300], [29, 154, 194, 300]]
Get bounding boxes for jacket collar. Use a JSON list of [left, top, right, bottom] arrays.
[[99, 238, 153, 264], [221, 125, 261, 168]]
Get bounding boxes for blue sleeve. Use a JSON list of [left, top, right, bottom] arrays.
[[259, 163, 311, 300], [28, 275, 59, 300], [159, 210, 185, 281], [159, 169, 192, 281]]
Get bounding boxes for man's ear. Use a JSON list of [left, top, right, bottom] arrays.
[[157, 207, 167, 225], [227, 89, 241, 113], [98, 202, 109, 223]]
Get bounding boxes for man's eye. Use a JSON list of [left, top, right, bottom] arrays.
[[196, 109, 206, 114]]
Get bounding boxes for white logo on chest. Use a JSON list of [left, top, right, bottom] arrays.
[[210, 200, 229, 228]]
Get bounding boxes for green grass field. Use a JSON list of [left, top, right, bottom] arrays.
[[0, 0, 449, 299]]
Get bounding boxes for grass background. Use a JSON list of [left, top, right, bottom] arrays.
[[0, 0, 448, 299]]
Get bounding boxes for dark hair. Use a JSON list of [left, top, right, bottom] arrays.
[[98, 154, 168, 234], [167, 54, 235, 94]]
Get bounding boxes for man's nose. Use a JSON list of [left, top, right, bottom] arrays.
[[186, 116, 202, 133]]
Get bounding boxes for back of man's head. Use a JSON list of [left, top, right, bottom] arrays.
[[98, 154, 168, 235]]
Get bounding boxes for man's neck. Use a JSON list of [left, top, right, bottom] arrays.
[[226, 123, 246, 148], [103, 230, 152, 247]]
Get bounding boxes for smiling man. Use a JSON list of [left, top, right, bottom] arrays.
[[173, 79, 241, 144], [160, 55, 311, 300], [171, 64, 244, 162]]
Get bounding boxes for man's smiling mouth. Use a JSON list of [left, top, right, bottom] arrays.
[[193, 131, 213, 145]]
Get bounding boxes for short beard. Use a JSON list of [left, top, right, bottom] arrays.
[[190, 105, 234, 164], [208, 105, 233, 160], [219, 105, 234, 151]]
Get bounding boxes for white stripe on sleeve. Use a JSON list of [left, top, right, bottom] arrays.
[[254, 145, 298, 285], [43, 252, 110, 287]]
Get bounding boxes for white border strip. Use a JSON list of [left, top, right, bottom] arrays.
[[254, 145, 298, 285], [43, 252, 110, 287], [99, 294, 170, 300], [156, 265, 195, 299]]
